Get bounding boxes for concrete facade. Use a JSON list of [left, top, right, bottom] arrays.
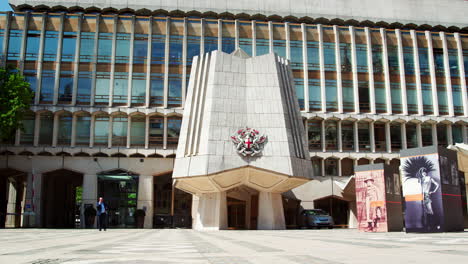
[[9, 0, 468, 27]]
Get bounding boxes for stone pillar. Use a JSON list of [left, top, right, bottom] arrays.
[[257, 192, 285, 230], [5, 181, 17, 227], [321, 120, 326, 152], [301, 23, 309, 112], [337, 120, 343, 152], [365, 27, 376, 114], [334, 26, 343, 113], [447, 124, 453, 146], [396, 29, 408, 115], [137, 175, 154, 229], [193, 192, 227, 231], [411, 30, 424, 116], [454, 33, 468, 117], [354, 121, 360, 152], [145, 17, 153, 108], [416, 123, 423, 148], [108, 15, 118, 107], [350, 26, 359, 113], [426, 31, 439, 116], [369, 121, 375, 153], [81, 174, 97, 228], [318, 24, 326, 112], [380, 28, 392, 114], [401, 123, 407, 149], [385, 122, 392, 153], [432, 123, 438, 146]]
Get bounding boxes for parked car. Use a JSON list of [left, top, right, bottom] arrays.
[[299, 209, 334, 229]]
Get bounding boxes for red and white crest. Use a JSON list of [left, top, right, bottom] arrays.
[[231, 127, 268, 156]]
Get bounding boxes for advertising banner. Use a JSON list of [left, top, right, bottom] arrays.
[[401, 153, 444, 232], [355, 167, 388, 232]]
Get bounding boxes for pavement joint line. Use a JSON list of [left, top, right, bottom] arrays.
[[282, 255, 345, 264]]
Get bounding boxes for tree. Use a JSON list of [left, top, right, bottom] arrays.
[[0, 66, 34, 142]]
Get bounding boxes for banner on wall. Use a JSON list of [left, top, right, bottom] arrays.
[[400, 153, 444, 232], [355, 165, 388, 232]]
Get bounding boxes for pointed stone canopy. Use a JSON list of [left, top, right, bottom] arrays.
[[173, 50, 313, 230]]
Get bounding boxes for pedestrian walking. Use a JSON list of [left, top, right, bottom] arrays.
[[96, 197, 108, 231]]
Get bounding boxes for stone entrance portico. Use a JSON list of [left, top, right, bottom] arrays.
[[173, 50, 313, 230]]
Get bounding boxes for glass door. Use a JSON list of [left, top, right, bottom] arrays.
[[98, 174, 139, 228]]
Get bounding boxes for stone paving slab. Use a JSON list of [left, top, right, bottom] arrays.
[[0, 229, 467, 264]]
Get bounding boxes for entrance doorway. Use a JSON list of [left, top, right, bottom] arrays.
[[98, 171, 139, 228], [314, 197, 350, 228], [0, 175, 7, 228], [153, 173, 192, 228], [227, 197, 247, 229], [42, 169, 83, 228]]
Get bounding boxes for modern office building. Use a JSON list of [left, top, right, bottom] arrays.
[[0, 0, 467, 229]]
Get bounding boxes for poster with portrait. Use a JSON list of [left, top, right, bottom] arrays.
[[400, 153, 444, 232], [355, 167, 388, 232]]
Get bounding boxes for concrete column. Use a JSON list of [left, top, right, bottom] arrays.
[[145, 17, 153, 108], [285, 22, 291, 60], [380, 28, 392, 114], [70, 114, 77, 147], [145, 115, 150, 149], [268, 21, 273, 53], [318, 24, 326, 112], [108, 115, 113, 148], [5, 181, 18, 227], [193, 192, 227, 231], [137, 175, 154, 229], [252, 21, 257, 57], [52, 113, 59, 147], [81, 174, 97, 228], [350, 26, 359, 113], [90, 15, 100, 106], [18, 12, 30, 73], [163, 116, 168, 149], [321, 119, 326, 152], [200, 19, 205, 55], [411, 30, 424, 115], [258, 192, 285, 230], [369, 121, 375, 153], [108, 15, 118, 107], [127, 16, 136, 107], [401, 123, 407, 149], [163, 17, 170, 108], [337, 158, 342, 176], [33, 112, 40, 147], [89, 114, 95, 148], [447, 124, 453, 146], [426, 31, 439, 116], [126, 116, 132, 149], [365, 27, 376, 114], [416, 123, 423, 147], [440, 32, 454, 116], [396, 29, 408, 115], [301, 23, 309, 112], [181, 18, 188, 105], [15, 129, 20, 146], [234, 20, 240, 50], [432, 123, 438, 146], [321, 158, 326, 176], [71, 14, 82, 106], [454, 33, 468, 117], [217, 19, 222, 51], [35, 13, 47, 105], [385, 122, 392, 153], [354, 121, 359, 152], [0, 12, 11, 67], [53, 14, 65, 105], [334, 26, 343, 113], [338, 120, 343, 152]]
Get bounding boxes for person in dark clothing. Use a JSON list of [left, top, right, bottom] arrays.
[[96, 197, 108, 231]]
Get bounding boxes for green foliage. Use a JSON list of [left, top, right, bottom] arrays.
[[0, 66, 34, 142]]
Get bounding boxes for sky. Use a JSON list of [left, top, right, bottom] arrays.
[[0, 0, 12, 11]]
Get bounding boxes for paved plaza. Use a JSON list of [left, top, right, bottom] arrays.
[[0, 229, 467, 264]]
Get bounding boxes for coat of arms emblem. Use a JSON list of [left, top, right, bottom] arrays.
[[231, 128, 268, 156]]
